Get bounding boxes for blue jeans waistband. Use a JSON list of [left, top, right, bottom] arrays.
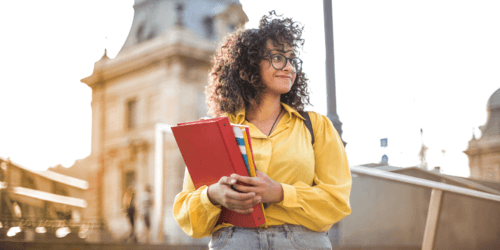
[[217, 224, 325, 235]]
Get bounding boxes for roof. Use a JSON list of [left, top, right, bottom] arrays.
[[481, 88, 500, 138], [488, 88, 500, 110], [0, 183, 87, 208], [350, 165, 500, 202], [0, 158, 88, 190], [356, 163, 402, 172], [390, 167, 500, 195], [458, 177, 500, 192], [118, 0, 244, 54]]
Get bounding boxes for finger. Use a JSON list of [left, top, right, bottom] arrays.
[[225, 190, 256, 201], [232, 184, 256, 193], [232, 208, 253, 214], [226, 196, 261, 210], [219, 176, 237, 186], [255, 170, 265, 177], [233, 175, 259, 186]]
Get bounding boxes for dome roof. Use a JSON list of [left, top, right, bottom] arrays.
[[488, 88, 500, 110]]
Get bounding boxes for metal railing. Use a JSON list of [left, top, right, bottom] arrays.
[[350, 165, 500, 250]]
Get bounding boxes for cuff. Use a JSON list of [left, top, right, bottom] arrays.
[[201, 186, 222, 211], [277, 183, 297, 207]]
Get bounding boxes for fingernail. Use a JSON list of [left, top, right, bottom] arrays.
[[230, 179, 236, 184]]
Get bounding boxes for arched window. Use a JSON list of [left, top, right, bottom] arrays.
[[203, 16, 214, 38]]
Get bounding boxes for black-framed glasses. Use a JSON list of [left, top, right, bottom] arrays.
[[262, 54, 303, 73]]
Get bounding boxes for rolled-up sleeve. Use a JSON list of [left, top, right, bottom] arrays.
[[173, 168, 222, 238], [276, 113, 352, 231]]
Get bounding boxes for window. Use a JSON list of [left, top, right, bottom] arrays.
[[203, 16, 214, 38], [136, 23, 145, 43], [52, 182, 68, 196], [123, 171, 136, 198], [126, 99, 138, 129], [21, 170, 37, 189]]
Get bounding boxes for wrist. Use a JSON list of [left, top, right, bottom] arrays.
[[272, 182, 284, 203], [278, 183, 284, 203], [207, 185, 219, 205]]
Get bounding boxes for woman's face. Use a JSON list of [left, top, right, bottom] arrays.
[[259, 39, 297, 96]]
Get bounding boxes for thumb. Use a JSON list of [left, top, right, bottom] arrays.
[[256, 170, 265, 178], [224, 176, 237, 185]]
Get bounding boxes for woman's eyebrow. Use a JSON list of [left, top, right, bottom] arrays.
[[268, 49, 297, 55]]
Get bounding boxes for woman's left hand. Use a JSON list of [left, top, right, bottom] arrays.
[[231, 171, 284, 204]]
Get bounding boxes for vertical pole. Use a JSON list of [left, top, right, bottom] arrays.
[[323, 0, 345, 146], [154, 124, 164, 243], [422, 188, 443, 250], [98, 81, 106, 238], [153, 124, 173, 243], [0, 162, 6, 219]]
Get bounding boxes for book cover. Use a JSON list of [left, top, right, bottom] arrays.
[[171, 117, 265, 227]]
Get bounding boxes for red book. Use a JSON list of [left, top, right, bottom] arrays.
[[171, 117, 266, 228]]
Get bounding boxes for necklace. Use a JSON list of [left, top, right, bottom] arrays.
[[268, 106, 283, 137]]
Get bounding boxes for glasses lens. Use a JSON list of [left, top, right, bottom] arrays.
[[271, 54, 285, 69], [291, 58, 302, 72]]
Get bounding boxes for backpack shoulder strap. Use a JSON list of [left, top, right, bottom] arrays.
[[299, 111, 314, 145]]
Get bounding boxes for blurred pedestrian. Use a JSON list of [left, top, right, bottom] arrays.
[[141, 184, 153, 243], [123, 185, 137, 243]]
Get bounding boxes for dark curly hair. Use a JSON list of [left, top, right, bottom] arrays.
[[206, 11, 311, 117]]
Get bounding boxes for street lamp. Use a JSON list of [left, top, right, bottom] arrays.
[[324, 0, 345, 146]]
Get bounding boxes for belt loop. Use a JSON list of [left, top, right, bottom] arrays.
[[228, 226, 234, 238], [283, 224, 291, 239]]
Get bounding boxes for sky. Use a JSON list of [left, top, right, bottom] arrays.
[[1, 0, 499, 177]]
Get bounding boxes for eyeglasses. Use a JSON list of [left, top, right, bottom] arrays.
[[262, 54, 303, 73]]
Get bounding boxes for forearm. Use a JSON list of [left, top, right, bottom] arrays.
[[276, 178, 351, 231], [173, 186, 221, 238]]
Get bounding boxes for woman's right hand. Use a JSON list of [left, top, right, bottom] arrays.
[[207, 176, 261, 214]]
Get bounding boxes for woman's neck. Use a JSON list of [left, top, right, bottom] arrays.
[[246, 95, 282, 123]]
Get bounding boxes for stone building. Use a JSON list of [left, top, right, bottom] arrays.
[[0, 157, 88, 241], [79, 0, 247, 244], [464, 87, 500, 181]]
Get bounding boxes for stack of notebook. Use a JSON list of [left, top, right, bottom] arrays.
[[172, 117, 266, 227]]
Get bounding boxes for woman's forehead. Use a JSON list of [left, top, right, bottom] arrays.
[[265, 39, 294, 52]]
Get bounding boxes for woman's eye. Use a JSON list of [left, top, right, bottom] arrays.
[[272, 55, 284, 61]]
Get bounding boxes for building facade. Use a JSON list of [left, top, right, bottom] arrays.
[[80, 0, 247, 244], [0, 158, 89, 241], [464, 88, 500, 182]]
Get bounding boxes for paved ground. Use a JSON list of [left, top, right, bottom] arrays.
[[0, 241, 420, 250]]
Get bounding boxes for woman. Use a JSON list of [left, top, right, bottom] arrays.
[[173, 11, 351, 250]]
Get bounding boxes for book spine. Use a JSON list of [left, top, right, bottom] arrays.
[[216, 119, 248, 177]]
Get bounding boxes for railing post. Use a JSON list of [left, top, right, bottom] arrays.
[[422, 188, 443, 250]]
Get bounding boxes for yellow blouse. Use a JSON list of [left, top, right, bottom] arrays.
[[173, 103, 352, 238]]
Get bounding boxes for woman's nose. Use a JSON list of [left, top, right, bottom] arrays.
[[283, 59, 294, 72]]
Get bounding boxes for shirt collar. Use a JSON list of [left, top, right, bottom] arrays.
[[226, 102, 305, 124]]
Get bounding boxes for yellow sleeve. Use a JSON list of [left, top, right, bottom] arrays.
[[172, 168, 222, 238], [277, 112, 352, 231]]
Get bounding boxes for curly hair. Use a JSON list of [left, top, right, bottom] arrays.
[[205, 11, 311, 117]]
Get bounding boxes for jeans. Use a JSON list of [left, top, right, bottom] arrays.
[[208, 224, 332, 250]]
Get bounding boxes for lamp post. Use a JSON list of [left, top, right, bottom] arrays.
[[324, 0, 345, 146]]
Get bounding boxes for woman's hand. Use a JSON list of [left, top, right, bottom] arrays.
[[231, 171, 284, 204], [207, 176, 262, 214]]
